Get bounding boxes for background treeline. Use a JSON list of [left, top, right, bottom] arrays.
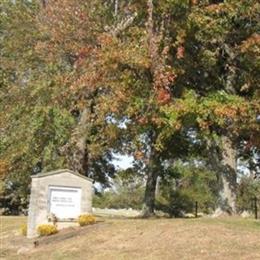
[[93, 162, 260, 217], [0, 0, 259, 216]]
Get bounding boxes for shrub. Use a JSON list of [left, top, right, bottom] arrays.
[[78, 214, 96, 226], [237, 177, 260, 213], [93, 169, 145, 210], [157, 161, 217, 217], [37, 224, 58, 236], [20, 223, 27, 236], [93, 188, 144, 210]]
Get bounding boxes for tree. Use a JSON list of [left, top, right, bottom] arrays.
[[0, 0, 116, 213], [183, 0, 260, 214], [1, 0, 259, 216], [59, 0, 259, 216]]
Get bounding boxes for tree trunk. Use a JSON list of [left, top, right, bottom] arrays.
[[68, 108, 89, 175], [141, 0, 158, 218], [65, 89, 99, 175], [41, 0, 47, 8], [207, 134, 237, 216], [142, 144, 160, 217], [142, 169, 158, 217], [216, 134, 237, 215]]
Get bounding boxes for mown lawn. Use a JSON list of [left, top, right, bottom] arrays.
[[2, 216, 260, 260], [1, 216, 27, 234]]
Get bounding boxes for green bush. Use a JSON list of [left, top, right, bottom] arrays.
[[93, 188, 144, 210], [37, 224, 58, 236], [93, 168, 145, 210], [157, 161, 217, 217], [20, 223, 27, 236], [237, 177, 260, 213], [78, 214, 96, 226]]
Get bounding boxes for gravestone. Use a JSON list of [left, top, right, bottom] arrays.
[[27, 169, 93, 238]]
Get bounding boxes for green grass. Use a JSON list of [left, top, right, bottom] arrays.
[[198, 217, 260, 231]]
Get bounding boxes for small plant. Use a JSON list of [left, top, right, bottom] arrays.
[[47, 213, 58, 226], [78, 214, 96, 226], [37, 224, 58, 236], [20, 223, 27, 236]]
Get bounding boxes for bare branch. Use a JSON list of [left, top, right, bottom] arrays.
[[114, 0, 119, 17], [105, 12, 138, 37]]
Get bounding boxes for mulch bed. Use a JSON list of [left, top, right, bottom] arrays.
[[32, 221, 106, 247]]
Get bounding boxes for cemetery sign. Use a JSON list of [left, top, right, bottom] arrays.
[[27, 169, 93, 238]]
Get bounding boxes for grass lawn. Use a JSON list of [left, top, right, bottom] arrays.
[[1, 216, 260, 260], [1, 216, 27, 234]]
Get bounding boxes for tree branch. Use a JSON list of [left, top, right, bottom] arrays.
[[105, 12, 138, 37]]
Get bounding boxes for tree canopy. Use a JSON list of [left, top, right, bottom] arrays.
[[0, 0, 259, 215]]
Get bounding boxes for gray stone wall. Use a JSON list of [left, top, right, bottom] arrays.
[[27, 170, 93, 238]]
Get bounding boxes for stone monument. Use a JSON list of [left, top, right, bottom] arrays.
[[27, 169, 93, 238]]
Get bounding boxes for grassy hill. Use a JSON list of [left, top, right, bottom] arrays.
[[1, 216, 260, 259]]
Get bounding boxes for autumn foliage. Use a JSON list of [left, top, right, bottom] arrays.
[[0, 0, 259, 215]]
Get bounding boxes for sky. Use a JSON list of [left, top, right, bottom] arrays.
[[112, 154, 134, 170]]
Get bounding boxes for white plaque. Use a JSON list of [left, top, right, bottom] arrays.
[[49, 186, 81, 219]]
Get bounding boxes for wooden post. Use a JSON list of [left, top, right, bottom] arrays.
[[195, 201, 198, 218], [254, 197, 258, 220]]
